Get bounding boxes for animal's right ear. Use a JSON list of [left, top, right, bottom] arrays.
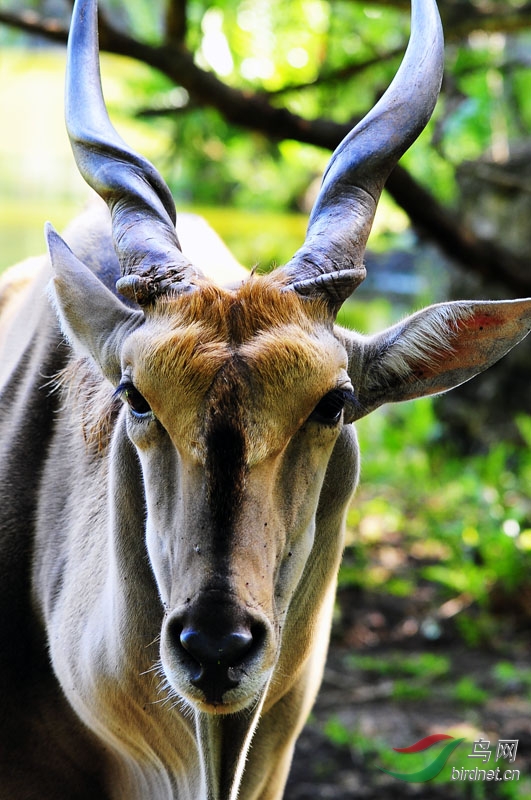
[[46, 224, 143, 384], [345, 298, 531, 420]]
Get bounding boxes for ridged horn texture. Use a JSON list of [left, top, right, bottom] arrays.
[[66, 0, 203, 305], [280, 0, 444, 313]]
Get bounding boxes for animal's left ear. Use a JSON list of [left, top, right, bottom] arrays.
[[46, 224, 143, 384], [347, 299, 531, 420]]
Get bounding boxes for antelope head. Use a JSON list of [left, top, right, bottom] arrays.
[[46, 0, 531, 787]]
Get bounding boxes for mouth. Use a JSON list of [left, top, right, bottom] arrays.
[[194, 696, 252, 716], [165, 664, 270, 717], [190, 662, 248, 708]]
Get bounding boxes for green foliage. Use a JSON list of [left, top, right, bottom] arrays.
[[346, 653, 449, 702], [171, 1, 406, 210], [492, 661, 531, 697], [186, 205, 307, 267], [452, 677, 489, 706], [323, 717, 387, 758], [336, 297, 400, 335], [347, 652, 450, 680], [344, 396, 531, 615], [165, 111, 328, 212], [322, 717, 478, 794]]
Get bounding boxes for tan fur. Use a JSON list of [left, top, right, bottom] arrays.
[[153, 275, 331, 340], [124, 279, 343, 464]]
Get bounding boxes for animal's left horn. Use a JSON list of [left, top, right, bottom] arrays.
[[66, 0, 202, 304], [280, 0, 444, 313]]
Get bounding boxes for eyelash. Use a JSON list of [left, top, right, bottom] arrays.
[[115, 382, 154, 421], [309, 388, 357, 426]]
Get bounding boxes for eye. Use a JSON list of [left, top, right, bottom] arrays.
[[309, 389, 350, 426], [115, 382, 153, 420]]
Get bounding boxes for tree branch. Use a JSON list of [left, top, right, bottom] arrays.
[[165, 0, 187, 46], [0, 9, 68, 43]]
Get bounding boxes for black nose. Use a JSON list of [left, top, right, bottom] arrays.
[[169, 615, 264, 705], [180, 628, 254, 668]]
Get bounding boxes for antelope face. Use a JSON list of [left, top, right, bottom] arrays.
[[50, 0, 460, 722], [50, 0, 531, 731], [116, 280, 356, 713]]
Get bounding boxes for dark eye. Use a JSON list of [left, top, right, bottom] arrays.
[[309, 389, 349, 426], [116, 382, 153, 420]]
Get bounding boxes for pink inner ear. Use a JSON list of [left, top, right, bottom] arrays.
[[465, 312, 499, 331], [430, 300, 531, 379], [460, 301, 531, 346]]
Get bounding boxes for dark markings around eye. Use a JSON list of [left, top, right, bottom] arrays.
[[309, 388, 358, 426], [115, 382, 153, 420]]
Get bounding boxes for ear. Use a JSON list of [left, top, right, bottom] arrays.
[[46, 223, 143, 384], [346, 299, 531, 420]]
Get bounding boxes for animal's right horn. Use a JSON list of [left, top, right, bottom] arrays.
[[65, 0, 202, 304], [279, 0, 444, 313]]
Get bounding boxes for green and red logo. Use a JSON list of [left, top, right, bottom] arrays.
[[378, 734, 465, 783]]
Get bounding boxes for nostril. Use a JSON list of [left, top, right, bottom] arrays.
[[180, 628, 254, 668]]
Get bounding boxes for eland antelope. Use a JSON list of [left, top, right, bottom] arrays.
[[1, 0, 530, 798]]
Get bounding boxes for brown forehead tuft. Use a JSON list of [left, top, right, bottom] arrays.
[[124, 274, 344, 454], [152, 273, 331, 344]]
